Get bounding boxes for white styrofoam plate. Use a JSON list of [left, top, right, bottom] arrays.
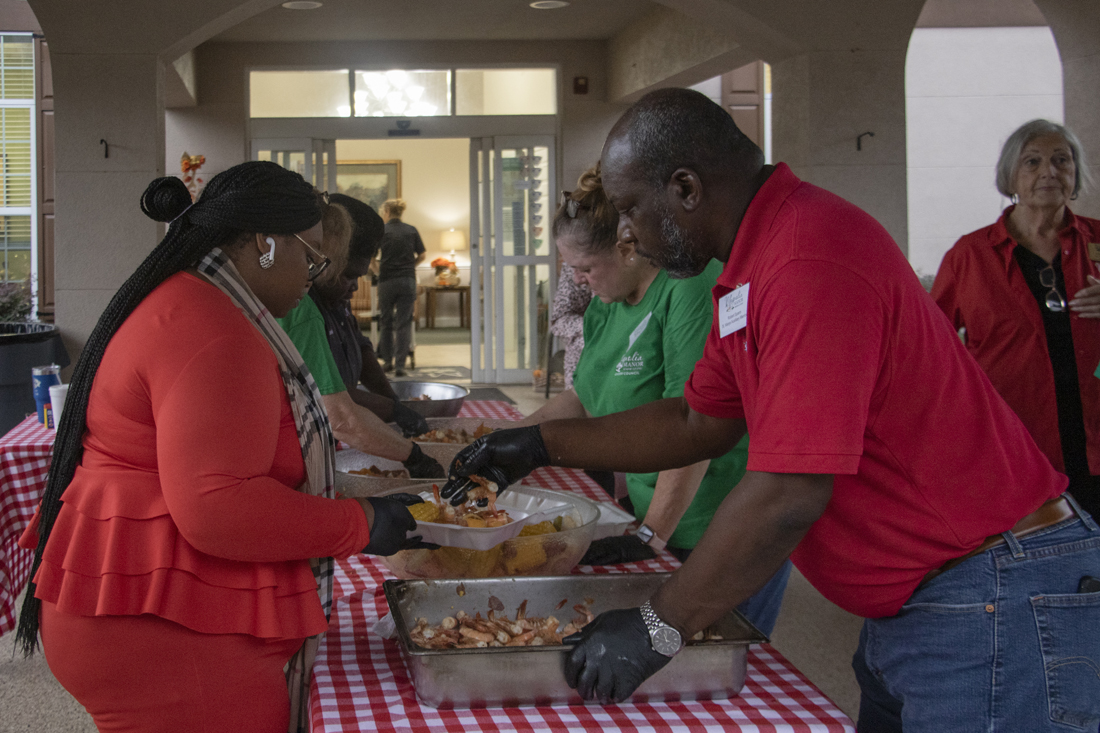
[[335, 449, 407, 476], [410, 489, 573, 551], [592, 501, 636, 540]]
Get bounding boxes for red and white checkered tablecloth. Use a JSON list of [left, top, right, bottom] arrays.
[[0, 415, 54, 636], [309, 401, 855, 733]]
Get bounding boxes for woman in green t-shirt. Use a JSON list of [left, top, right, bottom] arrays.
[[521, 165, 790, 634]]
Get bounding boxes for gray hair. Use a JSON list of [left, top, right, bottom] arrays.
[[995, 119, 1095, 199]]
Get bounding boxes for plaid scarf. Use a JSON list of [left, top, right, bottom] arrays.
[[197, 250, 335, 732], [196, 248, 337, 615]]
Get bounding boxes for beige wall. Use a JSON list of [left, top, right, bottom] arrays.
[[1035, 0, 1100, 219], [336, 137, 468, 261], [608, 4, 754, 103]]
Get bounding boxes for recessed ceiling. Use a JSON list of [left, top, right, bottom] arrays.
[[212, 0, 657, 43]]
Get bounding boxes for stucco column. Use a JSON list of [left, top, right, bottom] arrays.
[[51, 52, 165, 361], [770, 48, 909, 254], [1035, 0, 1100, 218]]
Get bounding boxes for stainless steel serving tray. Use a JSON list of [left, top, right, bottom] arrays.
[[382, 573, 767, 708]]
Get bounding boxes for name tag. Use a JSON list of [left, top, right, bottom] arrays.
[[718, 283, 749, 338], [1088, 242, 1100, 262]]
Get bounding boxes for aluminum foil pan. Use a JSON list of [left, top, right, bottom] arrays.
[[382, 572, 767, 708]]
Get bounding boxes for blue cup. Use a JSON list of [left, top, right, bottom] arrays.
[[32, 365, 61, 427]]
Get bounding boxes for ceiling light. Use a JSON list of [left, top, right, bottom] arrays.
[[530, 1, 569, 8], [281, 1, 323, 9]]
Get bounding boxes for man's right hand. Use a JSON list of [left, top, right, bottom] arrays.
[[439, 426, 551, 505]]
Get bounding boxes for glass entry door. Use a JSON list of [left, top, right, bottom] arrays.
[[469, 136, 556, 384], [251, 138, 337, 191]]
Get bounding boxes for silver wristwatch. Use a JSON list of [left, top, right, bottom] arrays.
[[636, 524, 656, 544], [640, 600, 683, 657]]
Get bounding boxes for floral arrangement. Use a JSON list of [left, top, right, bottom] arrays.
[[180, 152, 206, 200], [431, 257, 460, 287]]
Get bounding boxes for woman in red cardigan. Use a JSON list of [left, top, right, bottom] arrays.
[[16, 162, 428, 732], [932, 119, 1100, 518]]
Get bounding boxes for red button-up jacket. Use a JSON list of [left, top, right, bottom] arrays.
[[931, 207, 1100, 474]]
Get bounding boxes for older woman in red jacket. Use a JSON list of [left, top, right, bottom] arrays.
[[932, 119, 1100, 518]]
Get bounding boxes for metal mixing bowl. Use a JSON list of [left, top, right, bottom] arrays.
[[390, 381, 469, 417]]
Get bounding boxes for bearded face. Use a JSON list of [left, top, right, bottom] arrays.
[[628, 198, 710, 279]]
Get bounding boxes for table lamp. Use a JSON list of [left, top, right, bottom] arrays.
[[441, 228, 467, 260]]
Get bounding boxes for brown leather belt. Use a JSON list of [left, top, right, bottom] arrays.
[[921, 495, 1076, 587]]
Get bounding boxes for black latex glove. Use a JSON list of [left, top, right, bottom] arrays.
[[391, 401, 430, 438], [361, 495, 438, 555], [439, 425, 551, 506], [403, 442, 446, 479], [563, 607, 672, 704], [580, 535, 657, 566]]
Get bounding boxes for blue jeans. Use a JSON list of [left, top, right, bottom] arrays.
[[853, 494, 1100, 732], [737, 558, 792, 637]]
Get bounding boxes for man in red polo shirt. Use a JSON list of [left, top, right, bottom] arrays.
[[441, 89, 1100, 731]]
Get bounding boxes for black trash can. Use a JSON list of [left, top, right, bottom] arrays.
[[0, 323, 71, 436]]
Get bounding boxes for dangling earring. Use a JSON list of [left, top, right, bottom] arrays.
[[259, 237, 276, 269], [1010, 193, 1018, 205]]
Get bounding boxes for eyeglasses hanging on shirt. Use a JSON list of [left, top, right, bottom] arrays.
[[1039, 265, 1066, 312]]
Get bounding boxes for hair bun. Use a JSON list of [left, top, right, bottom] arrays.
[[575, 163, 603, 194], [140, 176, 193, 222]]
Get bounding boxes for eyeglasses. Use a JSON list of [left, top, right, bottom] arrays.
[[560, 190, 581, 219], [293, 233, 331, 282], [1039, 265, 1066, 312]]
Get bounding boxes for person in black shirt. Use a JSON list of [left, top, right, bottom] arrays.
[[309, 194, 430, 439], [375, 199, 425, 377]]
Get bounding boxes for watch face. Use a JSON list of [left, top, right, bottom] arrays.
[[651, 626, 682, 656], [637, 525, 654, 543]]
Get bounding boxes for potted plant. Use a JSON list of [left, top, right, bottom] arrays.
[[0, 278, 70, 434]]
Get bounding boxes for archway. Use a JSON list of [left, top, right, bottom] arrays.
[[904, 0, 1062, 280]]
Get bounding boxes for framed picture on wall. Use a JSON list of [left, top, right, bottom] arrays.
[[336, 160, 402, 212]]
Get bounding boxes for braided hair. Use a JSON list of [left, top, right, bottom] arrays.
[[15, 160, 322, 656]]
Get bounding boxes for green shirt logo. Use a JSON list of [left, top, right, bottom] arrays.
[[615, 351, 644, 376]]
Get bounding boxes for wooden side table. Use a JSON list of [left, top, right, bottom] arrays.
[[423, 285, 470, 329]]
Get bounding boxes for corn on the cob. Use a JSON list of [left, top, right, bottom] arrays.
[[503, 539, 547, 573], [517, 520, 557, 537], [408, 502, 440, 523]]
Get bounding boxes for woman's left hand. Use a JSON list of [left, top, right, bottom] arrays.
[[1069, 275, 1100, 318]]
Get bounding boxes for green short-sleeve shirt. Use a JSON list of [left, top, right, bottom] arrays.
[[276, 295, 346, 396], [572, 261, 748, 549]]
